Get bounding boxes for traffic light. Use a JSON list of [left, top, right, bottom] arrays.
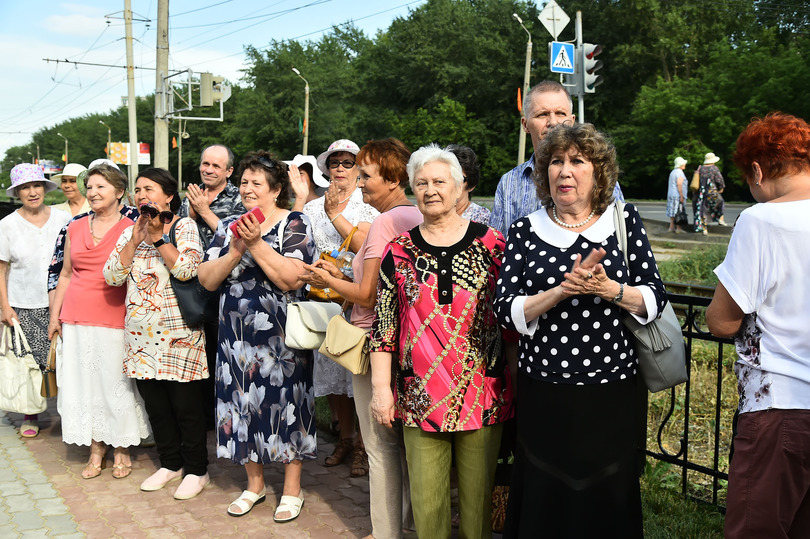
[[200, 72, 226, 106], [580, 43, 603, 93]]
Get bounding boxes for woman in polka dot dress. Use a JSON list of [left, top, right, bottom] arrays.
[[104, 168, 208, 498], [495, 124, 667, 538]]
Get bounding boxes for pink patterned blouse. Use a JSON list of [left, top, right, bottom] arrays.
[[370, 221, 513, 432]]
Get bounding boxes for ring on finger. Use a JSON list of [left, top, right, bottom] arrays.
[[586, 272, 593, 280]]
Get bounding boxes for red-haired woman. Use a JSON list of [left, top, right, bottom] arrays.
[[707, 112, 810, 538], [302, 139, 422, 539]]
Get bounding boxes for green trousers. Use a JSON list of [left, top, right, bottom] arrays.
[[403, 423, 503, 539]]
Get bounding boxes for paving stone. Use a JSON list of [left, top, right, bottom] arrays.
[[10, 509, 45, 530], [0, 481, 27, 496], [41, 513, 79, 535]]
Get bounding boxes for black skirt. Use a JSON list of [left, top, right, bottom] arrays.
[[503, 374, 644, 538]]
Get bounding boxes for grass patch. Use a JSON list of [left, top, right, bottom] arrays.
[[642, 461, 725, 538], [658, 244, 727, 286]]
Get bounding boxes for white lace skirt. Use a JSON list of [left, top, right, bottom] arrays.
[[313, 350, 354, 398], [56, 323, 150, 447]]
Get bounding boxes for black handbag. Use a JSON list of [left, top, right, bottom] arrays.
[[168, 220, 215, 328], [674, 202, 689, 228]]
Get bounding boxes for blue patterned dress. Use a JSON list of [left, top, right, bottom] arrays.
[[204, 211, 318, 465]]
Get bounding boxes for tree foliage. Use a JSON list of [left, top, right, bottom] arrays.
[[3, 0, 809, 202]]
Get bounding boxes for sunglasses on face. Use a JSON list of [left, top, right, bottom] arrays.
[[327, 159, 356, 169], [139, 204, 174, 224]]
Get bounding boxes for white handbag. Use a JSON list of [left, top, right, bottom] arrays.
[[0, 319, 47, 414], [285, 301, 343, 350]]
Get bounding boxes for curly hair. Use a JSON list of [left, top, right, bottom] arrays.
[[356, 138, 411, 189], [235, 150, 291, 208], [733, 112, 810, 182], [532, 123, 618, 214]]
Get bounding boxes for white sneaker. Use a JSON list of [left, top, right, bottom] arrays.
[[140, 467, 183, 492], [174, 473, 209, 500]]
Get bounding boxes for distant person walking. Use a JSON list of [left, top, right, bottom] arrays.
[[667, 157, 688, 233], [693, 152, 727, 234]]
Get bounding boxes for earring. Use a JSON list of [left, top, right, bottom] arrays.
[[755, 181, 761, 186], [274, 196, 278, 201]]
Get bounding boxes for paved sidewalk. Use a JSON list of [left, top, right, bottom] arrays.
[[0, 400, 373, 538]]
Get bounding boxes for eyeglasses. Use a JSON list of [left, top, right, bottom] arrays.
[[327, 159, 356, 169], [139, 204, 174, 224]]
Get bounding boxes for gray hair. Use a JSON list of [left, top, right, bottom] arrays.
[[407, 144, 464, 190], [200, 144, 235, 169], [523, 81, 573, 119]]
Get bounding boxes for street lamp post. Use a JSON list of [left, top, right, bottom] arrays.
[[99, 120, 112, 157], [27, 152, 34, 164], [291, 67, 310, 155], [56, 132, 68, 164], [513, 13, 532, 166]]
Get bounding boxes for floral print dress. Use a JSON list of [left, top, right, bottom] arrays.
[[205, 211, 318, 465]]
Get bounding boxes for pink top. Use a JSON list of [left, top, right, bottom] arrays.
[[351, 205, 423, 329], [60, 215, 134, 329]]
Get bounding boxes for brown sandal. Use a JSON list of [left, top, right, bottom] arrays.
[[324, 438, 353, 467], [350, 444, 369, 477]]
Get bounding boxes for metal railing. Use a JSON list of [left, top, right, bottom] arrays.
[[642, 290, 735, 509]]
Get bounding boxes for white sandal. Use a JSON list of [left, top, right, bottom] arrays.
[[227, 487, 266, 517], [274, 491, 304, 522]]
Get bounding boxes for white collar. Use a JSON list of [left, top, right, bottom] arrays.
[[527, 203, 616, 248]]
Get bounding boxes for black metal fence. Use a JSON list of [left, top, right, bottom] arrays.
[[643, 291, 735, 509]]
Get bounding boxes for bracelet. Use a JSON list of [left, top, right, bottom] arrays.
[[329, 212, 342, 224], [611, 282, 624, 304]]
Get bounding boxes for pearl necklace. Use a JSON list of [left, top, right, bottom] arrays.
[[552, 205, 595, 229]]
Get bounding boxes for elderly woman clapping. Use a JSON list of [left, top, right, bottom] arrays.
[[369, 144, 513, 538], [495, 123, 667, 538]]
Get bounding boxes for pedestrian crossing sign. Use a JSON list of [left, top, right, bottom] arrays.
[[550, 42, 575, 74]]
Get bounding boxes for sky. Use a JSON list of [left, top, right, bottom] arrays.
[[0, 0, 427, 161]]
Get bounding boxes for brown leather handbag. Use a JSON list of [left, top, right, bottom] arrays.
[[307, 226, 357, 304], [41, 338, 58, 398]]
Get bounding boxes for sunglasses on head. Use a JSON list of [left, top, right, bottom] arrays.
[[258, 157, 285, 171], [327, 159, 356, 169], [139, 204, 174, 224]]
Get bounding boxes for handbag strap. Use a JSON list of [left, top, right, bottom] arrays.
[[612, 200, 629, 269], [168, 218, 179, 247], [11, 318, 32, 355], [338, 226, 358, 253]]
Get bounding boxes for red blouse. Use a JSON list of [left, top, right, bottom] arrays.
[[370, 222, 513, 432]]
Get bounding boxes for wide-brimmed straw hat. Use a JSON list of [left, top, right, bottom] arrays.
[[6, 163, 59, 198], [703, 152, 720, 165], [316, 139, 360, 176], [284, 154, 329, 188]]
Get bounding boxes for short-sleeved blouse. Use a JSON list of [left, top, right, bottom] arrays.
[[60, 215, 134, 329], [303, 189, 379, 256], [714, 201, 810, 414], [494, 203, 667, 385], [0, 208, 71, 308], [103, 217, 208, 381], [370, 221, 513, 432]]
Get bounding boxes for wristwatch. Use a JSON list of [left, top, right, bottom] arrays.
[[153, 234, 170, 248]]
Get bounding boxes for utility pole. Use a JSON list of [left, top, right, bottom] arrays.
[[292, 68, 310, 155], [512, 14, 532, 166], [575, 11, 585, 124], [154, 0, 170, 170], [125, 0, 139, 191]]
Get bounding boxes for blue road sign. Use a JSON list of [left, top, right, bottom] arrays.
[[550, 42, 575, 74]]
